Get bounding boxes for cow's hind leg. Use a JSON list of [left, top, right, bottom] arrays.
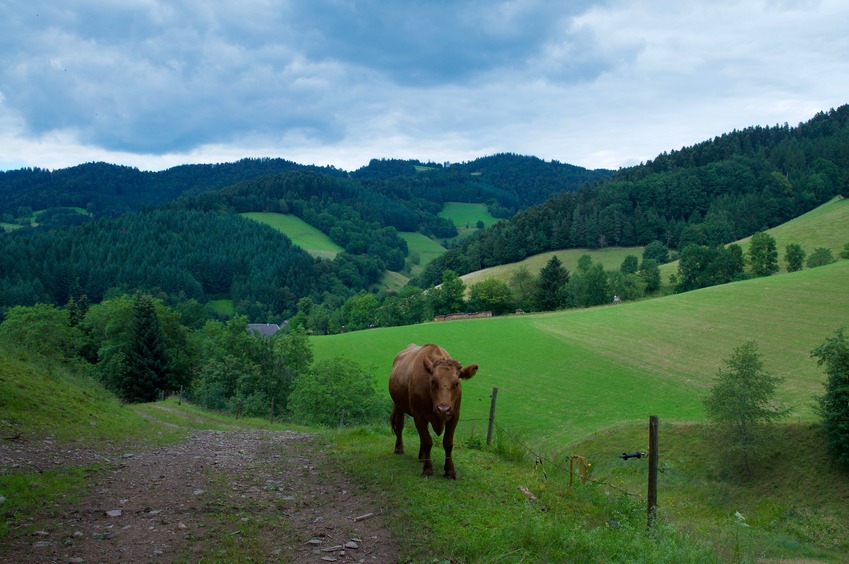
[[414, 417, 434, 477], [390, 408, 405, 454]]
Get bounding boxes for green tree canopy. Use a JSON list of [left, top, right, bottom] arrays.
[[811, 329, 849, 467], [784, 243, 806, 272], [642, 240, 670, 264], [287, 357, 388, 427], [703, 341, 789, 479], [468, 277, 515, 315], [748, 231, 779, 277], [807, 247, 835, 268], [620, 255, 639, 275]]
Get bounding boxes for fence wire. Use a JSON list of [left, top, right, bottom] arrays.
[[395, 415, 643, 499]]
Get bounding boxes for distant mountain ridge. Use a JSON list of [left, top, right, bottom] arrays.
[[0, 154, 612, 221], [0, 158, 346, 217]]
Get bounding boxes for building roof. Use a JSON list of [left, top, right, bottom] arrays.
[[247, 323, 282, 337]]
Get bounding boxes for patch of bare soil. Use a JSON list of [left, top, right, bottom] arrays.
[[1, 430, 400, 563]]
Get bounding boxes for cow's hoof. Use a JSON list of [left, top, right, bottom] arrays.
[[394, 448, 404, 454], [445, 472, 457, 480]]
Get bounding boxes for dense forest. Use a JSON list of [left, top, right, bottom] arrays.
[[413, 106, 849, 286], [0, 209, 389, 322]]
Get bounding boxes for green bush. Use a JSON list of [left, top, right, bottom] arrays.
[[288, 357, 389, 426]]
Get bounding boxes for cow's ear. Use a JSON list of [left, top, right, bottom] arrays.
[[423, 356, 435, 374], [460, 364, 479, 380]]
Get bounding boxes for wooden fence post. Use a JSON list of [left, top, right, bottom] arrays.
[[270, 397, 275, 423], [647, 415, 658, 529], [486, 387, 499, 445]]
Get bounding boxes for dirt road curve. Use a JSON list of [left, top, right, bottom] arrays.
[[1, 429, 400, 563]]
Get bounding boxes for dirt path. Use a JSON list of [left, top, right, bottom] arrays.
[[1, 429, 400, 563]]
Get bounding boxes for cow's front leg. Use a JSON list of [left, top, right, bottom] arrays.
[[443, 420, 457, 479], [414, 417, 434, 477]]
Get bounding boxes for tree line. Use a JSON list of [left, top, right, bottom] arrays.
[[0, 294, 388, 426]]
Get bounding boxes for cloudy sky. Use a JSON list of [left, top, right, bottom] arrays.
[[1, 1, 847, 173]]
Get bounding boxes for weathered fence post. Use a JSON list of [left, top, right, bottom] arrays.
[[486, 387, 499, 445], [339, 409, 346, 428], [178, 386, 183, 406], [270, 397, 275, 423], [236, 399, 242, 419], [647, 415, 659, 529]]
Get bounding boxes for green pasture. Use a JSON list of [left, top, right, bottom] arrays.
[[378, 270, 409, 292], [438, 202, 500, 240], [241, 212, 343, 259], [738, 195, 849, 270], [461, 246, 645, 288], [311, 260, 849, 450], [399, 231, 446, 273]]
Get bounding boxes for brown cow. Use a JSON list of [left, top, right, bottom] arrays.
[[388, 343, 479, 479]]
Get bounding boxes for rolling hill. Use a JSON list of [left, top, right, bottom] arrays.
[[311, 259, 849, 449]]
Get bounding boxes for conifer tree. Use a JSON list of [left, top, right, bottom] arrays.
[[534, 255, 569, 311], [117, 292, 171, 403]]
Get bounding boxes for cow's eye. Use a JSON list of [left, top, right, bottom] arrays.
[[431, 379, 437, 388]]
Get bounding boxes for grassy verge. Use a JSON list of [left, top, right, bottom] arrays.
[[325, 418, 849, 562], [327, 423, 709, 562]]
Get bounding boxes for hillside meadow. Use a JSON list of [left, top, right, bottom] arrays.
[[241, 212, 343, 259], [438, 202, 500, 240], [311, 259, 849, 449], [656, 195, 849, 289], [461, 246, 646, 289]]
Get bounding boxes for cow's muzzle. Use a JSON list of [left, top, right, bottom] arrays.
[[434, 404, 453, 418]]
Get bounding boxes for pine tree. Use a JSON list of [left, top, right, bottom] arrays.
[[533, 255, 569, 311], [118, 292, 171, 403]]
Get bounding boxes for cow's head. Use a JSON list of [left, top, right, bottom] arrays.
[[423, 357, 479, 419]]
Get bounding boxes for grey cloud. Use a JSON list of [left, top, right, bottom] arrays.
[[284, 0, 604, 86]]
